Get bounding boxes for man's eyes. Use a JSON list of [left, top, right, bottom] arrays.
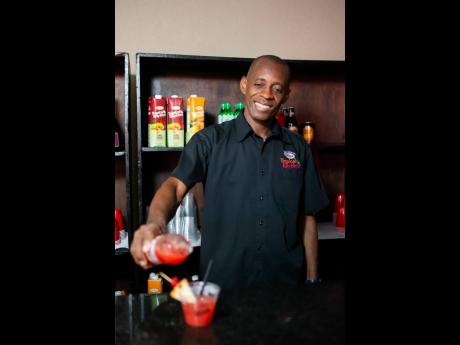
[[253, 83, 283, 93]]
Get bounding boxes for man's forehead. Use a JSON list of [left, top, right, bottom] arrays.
[[248, 59, 289, 81]]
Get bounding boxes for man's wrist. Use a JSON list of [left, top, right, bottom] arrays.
[[144, 222, 165, 237]]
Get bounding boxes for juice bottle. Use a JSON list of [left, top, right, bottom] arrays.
[[147, 273, 163, 294], [166, 95, 184, 147], [148, 95, 167, 147], [186, 95, 205, 143]]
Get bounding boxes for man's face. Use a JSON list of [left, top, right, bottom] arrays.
[[240, 59, 290, 123]]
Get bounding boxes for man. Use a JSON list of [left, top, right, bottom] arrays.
[[130, 55, 329, 289]]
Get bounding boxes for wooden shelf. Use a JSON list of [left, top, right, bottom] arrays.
[[318, 222, 345, 240], [313, 143, 345, 151], [142, 147, 184, 152], [115, 248, 129, 256]]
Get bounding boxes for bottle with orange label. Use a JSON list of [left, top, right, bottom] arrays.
[[147, 273, 163, 294], [186, 95, 205, 143], [301, 121, 315, 143]]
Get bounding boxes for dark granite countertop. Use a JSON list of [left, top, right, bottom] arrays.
[[115, 280, 345, 345]]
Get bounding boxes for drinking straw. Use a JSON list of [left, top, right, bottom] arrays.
[[199, 259, 214, 295]]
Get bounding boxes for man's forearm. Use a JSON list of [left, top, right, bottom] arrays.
[[302, 214, 319, 280], [147, 177, 187, 228]]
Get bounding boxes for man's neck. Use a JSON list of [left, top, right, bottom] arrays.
[[243, 111, 274, 141]]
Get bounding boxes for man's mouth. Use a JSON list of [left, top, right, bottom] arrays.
[[254, 101, 272, 112]]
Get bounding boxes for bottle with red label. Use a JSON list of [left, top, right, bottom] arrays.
[[336, 206, 345, 232], [167, 95, 184, 147], [333, 192, 345, 225], [275, 109, 285, 127], [115, 208, 128, 249], [114, 217, 120, 245], [148, 95, 167, 147]]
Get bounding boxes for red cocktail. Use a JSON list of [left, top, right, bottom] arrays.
[[181, 281, 220, 327]]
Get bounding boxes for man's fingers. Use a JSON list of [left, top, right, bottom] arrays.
[[130, 235, 145, 265], [130, 225, 157, 269]]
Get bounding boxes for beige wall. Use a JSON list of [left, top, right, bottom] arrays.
[[115, 0, 345, 66]]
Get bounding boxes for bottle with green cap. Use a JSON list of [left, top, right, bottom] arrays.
[[233, 102, 244, 119], [224, 103, 233, 123], [217, 103, 226, 124]]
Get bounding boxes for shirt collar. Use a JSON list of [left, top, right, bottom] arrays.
[[235, 111, 292, 144]]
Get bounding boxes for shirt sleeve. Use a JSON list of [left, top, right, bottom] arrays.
[[303, 144, 329, 214], [170, 130, 211, 189]]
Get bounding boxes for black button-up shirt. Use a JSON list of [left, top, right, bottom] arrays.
[[171, 114, 329, 289]]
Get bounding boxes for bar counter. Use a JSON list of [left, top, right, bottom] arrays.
[[115, 280, 345, 345]]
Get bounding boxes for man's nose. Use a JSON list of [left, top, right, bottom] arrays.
[[260, 86, 274, 99]]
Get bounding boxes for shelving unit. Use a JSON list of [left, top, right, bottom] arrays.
[[131, 53, 345, 291], [318, 222, 346, 240], [115, 52, 134, 292]]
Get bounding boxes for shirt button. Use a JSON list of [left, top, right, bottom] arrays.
[[260, 169, 264, 176], [259, 196, 264, 201]]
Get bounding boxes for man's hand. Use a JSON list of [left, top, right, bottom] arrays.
[[130, 223, 165, 269]]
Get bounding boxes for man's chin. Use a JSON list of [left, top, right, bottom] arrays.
[[253, 114, 275, 123]]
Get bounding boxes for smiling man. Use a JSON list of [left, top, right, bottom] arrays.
[[130, 55, 329, 289]]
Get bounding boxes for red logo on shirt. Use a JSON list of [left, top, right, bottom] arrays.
[[280, 158, 301, 169]]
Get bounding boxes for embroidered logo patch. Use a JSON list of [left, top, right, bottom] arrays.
[[284, 151, 296, 159], [280, 151, 301, 169]]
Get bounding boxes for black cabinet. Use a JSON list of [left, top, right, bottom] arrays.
[[115, 52, 134, 292], [131, 53, 345, 291]]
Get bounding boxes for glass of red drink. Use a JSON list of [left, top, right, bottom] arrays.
[[181, 281, 220, 327]]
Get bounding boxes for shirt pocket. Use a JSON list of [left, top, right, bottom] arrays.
[[277, 167, 303, 197]]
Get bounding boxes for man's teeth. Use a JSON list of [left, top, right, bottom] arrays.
[[255, 102, 270, 111]]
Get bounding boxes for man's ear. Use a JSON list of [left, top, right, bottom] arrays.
[[282, 88, 291, 104], [240, 76, 247, 95]]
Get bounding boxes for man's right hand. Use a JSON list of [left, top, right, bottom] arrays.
[[130, 223, 165, 269]]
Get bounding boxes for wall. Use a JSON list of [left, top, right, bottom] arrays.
[[116, 0, 345, 231], [115, 0, 345, 66]]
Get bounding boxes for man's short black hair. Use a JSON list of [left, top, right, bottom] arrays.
[[247, 55, 291, 84]]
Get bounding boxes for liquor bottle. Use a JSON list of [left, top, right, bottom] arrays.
[[285, 106, 298, 133], [301, 121, 315, 143]]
